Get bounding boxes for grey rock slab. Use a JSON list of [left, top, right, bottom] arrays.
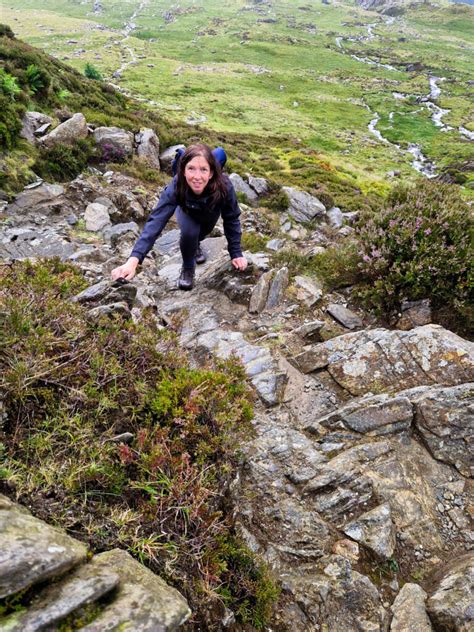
[[343, 503, 396, 560], [154, 228, 181, 256], [427, 552, 474, 632], [411, 383, 474, 478], [293, 345, 329, 373], [103, 221, 140, 247], [299, 325, 474, 396], [390, 583, 433, 632], [247, 175, 268, 196], [5, 561, 120, 632], [327, 303, 363, 330], [229, 173, 258, 204], [0, 229, 76, 261], [39, 113, 88, 147], [0, 495, 87, 599], [294, 275, 323, 308], [327, 206, 344, 228], [93, 126, 134, 156], [293, 320, 325, 341], [265, 238, 285, 251], [135, 127, 161, 169], [84, 202, 111, 231], [249, 270, 273, 314], [20, 111, 52, 143], [282, 186, 326, 222], [73, 281, 137, 309], [397, 299, 432, 330], [7, 183, 65, 214], [78, 549, 190, 631], [265, 266, 289, 309]]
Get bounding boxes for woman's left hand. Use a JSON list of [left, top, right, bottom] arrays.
[[231, 256, 248, 271]]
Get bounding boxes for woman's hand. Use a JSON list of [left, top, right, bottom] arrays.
[[231, 256, 248, 271], [111, 257, 139, 281]]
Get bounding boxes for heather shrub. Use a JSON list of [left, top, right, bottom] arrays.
[[84, 62, 103, 81], [34, 139, 93, 181], [100, 142, 126, 163], [355, 180, 473, 330]]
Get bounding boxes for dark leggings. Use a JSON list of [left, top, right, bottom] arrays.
[[176, 207, 218, 270]]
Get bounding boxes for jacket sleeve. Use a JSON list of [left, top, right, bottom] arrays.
[[222, 180, 243, 260], [130, 179, 178, 263]]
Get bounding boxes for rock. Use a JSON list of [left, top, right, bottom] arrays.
[[295, 325, 473, 396], [77, 549, 191, 631], [265, 267, 289, 309], [390, 583, 433, 632], [93, 126, 134, 157], [281, 186, 326, 222], [343, 503, 396, 559], [103, 221, 140, 247], [84, 202, 111, 231], [308, 393, 414, 437], [293, 319, 325, 341], [411, 383, 474, 477], [0, 494, 87, 598], [0, 228, 76, 261], [229, 173, 258, 204], [73, 281, 137, 310], [427, 553, 474, 632], [396, 299, 432, 330], [248, 175, 268, 196], [294, 275, 323, 308], [87, 301, 130, 318], [332, 539, 360, 562], [342, 211, 359, 225], [266, 238, 285, 251], [4, 561, 120, 632], [249, 270, 273, 313], [327, 303, 363, 329], [20, 111, 53, 143], [39, 113, 88, 147], [327, 206, 344, 228], [135, 127, 161, 169], [7, 183, 65, 215], [159, 144, 186, 174]]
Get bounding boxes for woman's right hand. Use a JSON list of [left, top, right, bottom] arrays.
[[111, 257, 139, 281]]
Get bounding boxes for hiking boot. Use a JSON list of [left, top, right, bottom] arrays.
[[178, 267, 194, 291], [195, 244, 207, 265]]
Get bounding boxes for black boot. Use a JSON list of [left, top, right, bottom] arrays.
[[178, 267, 195, 291], [195, 244, 207, 265]]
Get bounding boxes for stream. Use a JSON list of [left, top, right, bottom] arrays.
[[335, 20, 472, 177]]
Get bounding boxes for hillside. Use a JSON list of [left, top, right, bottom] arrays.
[[1, 0, 473, 194]]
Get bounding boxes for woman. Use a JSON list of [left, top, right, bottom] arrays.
[[111, 143, 248, 290]]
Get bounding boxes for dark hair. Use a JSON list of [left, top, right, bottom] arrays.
[[176, 143, 228, 209]]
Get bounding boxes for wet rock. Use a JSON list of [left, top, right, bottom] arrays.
[[294, 275, 323, 308], [265, 267, 289, 309], [39, 113, 88, 147], [281, 186, 326, 222], [159, 144, 186, 174], [295, 325, 473, 396], [20, 111, 53, 143], [327, 303, 363, 330], [249, 270, 273, 313], [390, 583, 433, 631], [327, 206, 344, 228], [84, 202, 111, 231], [343, 503, 396, 559], [396, 299, 432, 330], [427, 553, 474, 632], [0, 495, 87, 598], [248, 175, 268, 196], [94, 126, 134, 157], [5, 561, 120, 632], [136, 127, 161, 169], [411, 383, 474, 477], [229, 173, 258, 204], [78, 549, 191, 631]]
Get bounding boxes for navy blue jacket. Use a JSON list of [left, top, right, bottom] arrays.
[[130, 175, 243, 263]]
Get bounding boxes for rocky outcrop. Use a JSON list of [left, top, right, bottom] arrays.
[[427, 553, 474, 631], [93, 126, 134, 157], [39, 113, 88, 147], [0, 496, 191, 630], [136, 127, 161, 169], [282, 186, 326, 222], [20, 111, 52, 143], [229, 173, 259, 204], [390, 584, 433, 632]]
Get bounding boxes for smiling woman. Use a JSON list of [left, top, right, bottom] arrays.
[[111, 143, 248, 290]]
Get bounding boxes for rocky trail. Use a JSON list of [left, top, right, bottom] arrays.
[[1, 111, 473, 631]]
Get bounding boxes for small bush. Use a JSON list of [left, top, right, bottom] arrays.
[[33, 139, 94, 181], [0, 95, 23, 149], [84, 62, 103, 81], [25, 63, 50, 96], [0, 68, 20, 100], [355, 180, 473, 331], [0, 24, 15, 39], [100, 142, 126, 163]]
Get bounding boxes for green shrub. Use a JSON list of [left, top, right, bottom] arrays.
[[0, 95, 23, 150], [84, 62, 103, 81], [0, 24, 14, 39], [33, 139, 94, 181], [355, 180, 473, 330], [25, 63, 50, 95], [0, 68, 20, 99]]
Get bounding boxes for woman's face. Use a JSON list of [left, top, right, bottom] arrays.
[[184, 155, 213, 195]]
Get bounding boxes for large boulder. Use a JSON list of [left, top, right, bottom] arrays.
[[39, 113, 88, 147], [135, 127, 161, 169], [7, 183, 65, 217], [282, 186, 326, 222], [294, 325, 474, 396], [93, 126, 134, 157], [229, 173, 259, 204]]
